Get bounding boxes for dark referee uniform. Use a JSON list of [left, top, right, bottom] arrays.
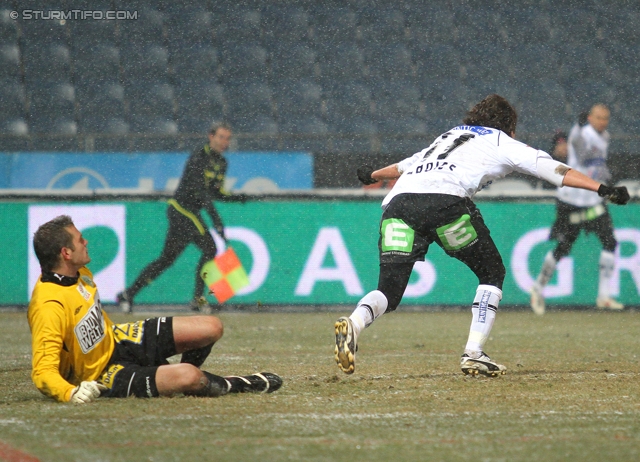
[[121, 143, 230, 306]]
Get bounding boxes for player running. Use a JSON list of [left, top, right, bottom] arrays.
[[531, 104, 623, 314], [334, 94, 629, 377]]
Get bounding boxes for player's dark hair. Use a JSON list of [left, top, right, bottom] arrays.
[[578, 109, 589, 126], [33, 215, 75, 273], [462, 94, 518, 135], [551, 130, 567, 150], [209, 120, 232, 135]]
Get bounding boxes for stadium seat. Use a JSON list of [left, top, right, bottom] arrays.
[[165, 7, 215, 46], [130, 116, 178, 134], [220, 43, 268, 83], [232, 114, 280, 150], [365, 44, 414, 81], [311, 7, 359, 45], [460, 45, 510, 82], [552, 8, 600, 44], [608, 10, 640, 43], [606, 45, 640, 79], [317, 44, 367, 85], [225, 81, 274, 119], [0, 118, 28, 135], [119, 6, 165, 45], [360, 8, 407, 45], [373, 81, 423, 121], [23, 43, 72, 83], [280, 115, 329, 152], [170, 45, 219, 83], [557, 44, 608, 83], [72, 44, 121, 83], [413, 44, 462, 81], [20, 15, 68, 45], [0, 44, 20, 79], [76, 82, 126, 125], [29, 117, 78, 135], [328, 115, 377, 153], [454, 10, 503, 44], [269, 44, 318, 81], [566, 81, 617, 113], [121, 45, 170, 83], [422, 79, 473, 121], [68, 14, 117, 48], [502, 8, 552, 44], [176, 82, 225, 125], [177, 117, 211, 135], [220, 9, 262, 42], [127, 83, 176, 119], [407, 6, 457, 45], [27, 82, 76, 123], [129, 117, 179, 151], [509, 44, 560, 81], [518, 80, 568, 119], [263, 6, 311, 44], [0, 8, 19, 42], [0, 79, 26, 118], [273, 79, 324, 119], [378, 116, 429, 154], [79, 116, 129, 135], [325, 81, 373, 120]]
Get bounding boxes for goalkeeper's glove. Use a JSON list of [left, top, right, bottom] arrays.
[[357, 166, 378, 185], [70, 381, 107, 404], [597, 184, 630, 205]]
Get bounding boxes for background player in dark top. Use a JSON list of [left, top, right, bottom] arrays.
[[117, 121, 245, 313]]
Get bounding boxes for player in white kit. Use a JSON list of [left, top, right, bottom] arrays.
[[334, 95, 629, 377], [530, 104, 623, 314]]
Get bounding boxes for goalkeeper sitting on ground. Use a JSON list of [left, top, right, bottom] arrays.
[[28, 215, 281, 403]]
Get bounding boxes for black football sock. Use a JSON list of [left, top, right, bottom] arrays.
[[180, 343, 214, 368]]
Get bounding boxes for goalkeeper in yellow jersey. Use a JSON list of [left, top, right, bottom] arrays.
[[28, 215, 281, 403]]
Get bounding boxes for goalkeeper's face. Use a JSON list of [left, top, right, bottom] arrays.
[[63, 225, 91, 268], [208, 127, 232, 153]]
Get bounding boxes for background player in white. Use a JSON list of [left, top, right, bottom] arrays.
[[334, 95, 629, 377], [530, 104, 623, 315]]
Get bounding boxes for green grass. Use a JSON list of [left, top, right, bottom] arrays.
[[1, 309, 640, 461]]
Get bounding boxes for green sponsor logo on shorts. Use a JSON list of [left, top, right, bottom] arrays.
[[437, 214, 477, 251], [381, 218, 415, 252]]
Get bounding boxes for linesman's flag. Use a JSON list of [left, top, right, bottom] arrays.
[[200, 247, 250, 304]]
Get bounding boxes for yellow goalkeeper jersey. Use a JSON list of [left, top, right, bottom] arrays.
[[28, 267, 116, 402]]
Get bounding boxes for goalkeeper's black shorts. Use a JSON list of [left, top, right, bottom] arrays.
[[98, 317, 177, 398]]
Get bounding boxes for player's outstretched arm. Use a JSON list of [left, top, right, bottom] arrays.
[[562, 169, 630, 205]]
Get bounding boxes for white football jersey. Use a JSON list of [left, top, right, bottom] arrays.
[[382, 125, 567, 207], [557, 122, 610, 207]]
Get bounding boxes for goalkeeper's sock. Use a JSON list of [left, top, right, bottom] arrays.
[[186, 371, 229, 397], [180, 343, 214, 368]]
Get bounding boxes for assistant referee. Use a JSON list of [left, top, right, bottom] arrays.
[[117, 121, 245, 313]]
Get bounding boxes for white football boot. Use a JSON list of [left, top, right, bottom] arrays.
[[530, 285, 545, 316], [460, 351, 506, 377], [596, 297, 624, 310]]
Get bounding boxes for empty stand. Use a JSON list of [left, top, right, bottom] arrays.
[[270, 44, 318, 81], [121, 45, 170, 83]]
